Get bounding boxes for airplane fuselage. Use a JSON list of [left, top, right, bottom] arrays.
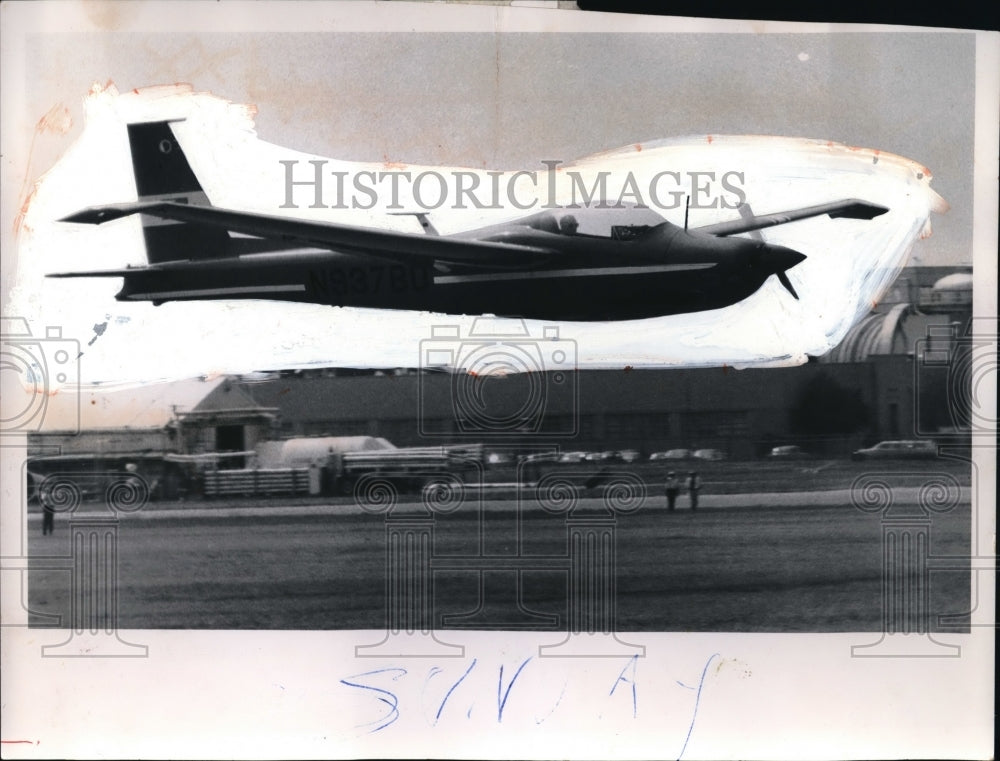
[[115, 221, 789, 321]]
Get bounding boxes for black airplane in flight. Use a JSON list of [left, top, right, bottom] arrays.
[[53, 121, 889, 321]]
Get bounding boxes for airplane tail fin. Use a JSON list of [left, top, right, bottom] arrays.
[[125, 121, 232, 264]]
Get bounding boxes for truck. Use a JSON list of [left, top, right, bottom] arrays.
[[205, 436, 484, 498]]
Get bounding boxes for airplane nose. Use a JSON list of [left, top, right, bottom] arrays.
[[757, 244, 806, 300], [759, 244, 806, 274]]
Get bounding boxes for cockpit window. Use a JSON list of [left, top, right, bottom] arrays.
[[526, 204, 666, 239]]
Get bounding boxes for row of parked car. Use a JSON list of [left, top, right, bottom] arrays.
[[654, 441, 940, 461], [766, 440, 939, 460], [648, 448, 727, 462], [513, 448, 725, 465], [500, 439, 940, 466], [515, 450, 643, 465]]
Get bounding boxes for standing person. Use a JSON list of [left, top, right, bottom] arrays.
[[559, 214, 579, 235], [42, 500, 55, 536], [687, 471, 701, 511], [664, 471, 680, 511]]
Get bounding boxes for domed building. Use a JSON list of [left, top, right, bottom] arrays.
[[819, 265, 973, 440], [823, 303, 916, 364], [823, 266, 972, 364], [921, 271, 974, 313]]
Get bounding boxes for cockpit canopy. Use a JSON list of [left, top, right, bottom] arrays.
[[522, 203, 667, 240]]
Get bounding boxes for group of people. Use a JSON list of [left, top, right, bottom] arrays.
[[664, 470, 701, 511]]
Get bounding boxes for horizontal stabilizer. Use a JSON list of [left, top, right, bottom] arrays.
[[48, 267, 140, 278], [61, 202, 164, 225], [695, 198, 889, 237]]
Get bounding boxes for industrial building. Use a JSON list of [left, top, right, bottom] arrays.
[[27, 266, 973, 467]]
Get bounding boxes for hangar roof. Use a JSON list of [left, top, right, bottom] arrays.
[[33, 376, 225, 432]]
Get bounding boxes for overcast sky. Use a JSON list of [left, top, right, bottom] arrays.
[[13, 23, 977, 266]]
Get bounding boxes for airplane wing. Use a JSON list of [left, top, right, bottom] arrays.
[[60, 202, 559, 269], [693, 199, 889, 237]]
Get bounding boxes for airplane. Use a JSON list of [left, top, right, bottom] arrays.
[[52, 121, 889, 322]]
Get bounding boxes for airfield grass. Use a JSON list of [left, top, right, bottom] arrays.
[[27, 499, 971, 632]]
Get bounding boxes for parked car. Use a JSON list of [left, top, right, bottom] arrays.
[[585, 451, 617, 462], [692, 448, 727, 461], [558, 451, 588, 463], [852, 440, 937, 460], [617, 449, 641, 463], [768, 445, 810, 460], [649, 449, 691, 461], [518, 452, 560, 465]]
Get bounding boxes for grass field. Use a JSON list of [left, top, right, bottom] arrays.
[[26, 486, 972, 632]]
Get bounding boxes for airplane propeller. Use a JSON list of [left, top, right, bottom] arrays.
[[777, 270, 799, 300], [739, 204, 802, 300]]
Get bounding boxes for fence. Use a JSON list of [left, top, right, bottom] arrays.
[[203, 467, 316, 497]]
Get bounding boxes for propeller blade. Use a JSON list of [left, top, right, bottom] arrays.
[[741, 204, 802, 300], [777, 270, 799, 300]]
